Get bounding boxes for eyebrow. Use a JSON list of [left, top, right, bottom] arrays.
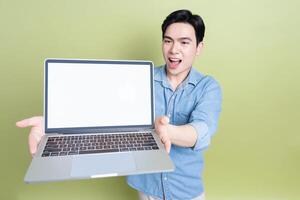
[[163, 35, 193, 42]]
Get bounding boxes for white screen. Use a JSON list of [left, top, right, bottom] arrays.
[[46, 61, 152, 129]]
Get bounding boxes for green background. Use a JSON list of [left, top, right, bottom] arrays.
[[1, 0, 299, 199]]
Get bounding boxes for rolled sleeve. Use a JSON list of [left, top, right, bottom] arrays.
[[189, 77, 222, 151], [189, 121, 210, 150]]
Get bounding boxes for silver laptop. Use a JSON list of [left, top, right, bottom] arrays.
[[24, 58, 174, 183]]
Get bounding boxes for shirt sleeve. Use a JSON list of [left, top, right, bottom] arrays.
[[188, 76, 222, 151]]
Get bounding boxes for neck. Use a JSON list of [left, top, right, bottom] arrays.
[[166, 68, 191, 91]]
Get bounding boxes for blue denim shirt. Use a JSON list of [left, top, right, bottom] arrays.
[[127, 65, 222, 200]]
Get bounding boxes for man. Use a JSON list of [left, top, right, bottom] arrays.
[[17, 10, 222, 200]]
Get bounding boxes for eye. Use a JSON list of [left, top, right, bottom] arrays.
[[163, 39, 172, 44], [181, 41, 190, 45]]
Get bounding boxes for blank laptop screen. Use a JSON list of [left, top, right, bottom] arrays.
[[45, 60, 153, 130]]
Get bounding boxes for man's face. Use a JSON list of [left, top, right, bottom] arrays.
[[162, 22, 203, 79]]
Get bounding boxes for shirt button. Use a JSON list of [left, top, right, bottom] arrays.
[[164, 177, 168, 181]]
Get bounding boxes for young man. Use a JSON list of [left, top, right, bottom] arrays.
[[17, 10, 222, 200]]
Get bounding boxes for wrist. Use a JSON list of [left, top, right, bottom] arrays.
[[167, 124, 176, 143]]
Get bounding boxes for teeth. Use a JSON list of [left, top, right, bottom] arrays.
[[169, 58, 181, 62]]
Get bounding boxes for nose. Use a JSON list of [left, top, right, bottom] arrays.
[[170, 42, 180, 54]]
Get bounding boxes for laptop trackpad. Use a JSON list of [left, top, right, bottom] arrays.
[[71, 153, 136, 178]]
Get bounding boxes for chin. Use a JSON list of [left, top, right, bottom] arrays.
[[166, 63, 180, 70], [167, 64, 192, 76]]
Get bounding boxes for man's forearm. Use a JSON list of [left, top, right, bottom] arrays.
[[168, 124, 198, 148]]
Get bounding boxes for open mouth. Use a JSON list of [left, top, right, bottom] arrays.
[[168, 58, 182, 68]]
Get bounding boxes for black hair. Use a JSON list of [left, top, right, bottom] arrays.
[[161, 9, 205, 45]]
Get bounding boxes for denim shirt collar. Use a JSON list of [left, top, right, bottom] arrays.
[[154, 65, 200, 90]]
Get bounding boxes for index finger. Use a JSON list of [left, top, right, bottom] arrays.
[[16, 116, 43, 128], [165, 140, 171, 154]]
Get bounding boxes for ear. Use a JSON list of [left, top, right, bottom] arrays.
[[196, 42, 204, 56]]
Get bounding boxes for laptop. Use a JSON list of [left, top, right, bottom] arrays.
[[24, 58, 174, 183]]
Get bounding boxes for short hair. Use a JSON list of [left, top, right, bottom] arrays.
[[161, 9, 205, 45]]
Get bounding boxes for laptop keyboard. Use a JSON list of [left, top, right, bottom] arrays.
[[41, 132, 159, 157]]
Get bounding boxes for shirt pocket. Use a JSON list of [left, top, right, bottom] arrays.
[[174, 96, 195, 125], [174, 111, 190, 125]]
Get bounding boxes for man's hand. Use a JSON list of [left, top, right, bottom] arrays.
[[16, 116, 44, 156], [155, 116, 172, 154]]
